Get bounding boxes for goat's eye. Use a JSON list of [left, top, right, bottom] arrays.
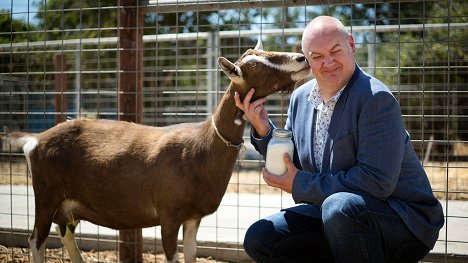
[[249, 61, 257, 67]]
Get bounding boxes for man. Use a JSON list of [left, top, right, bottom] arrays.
[[234, 16, 444, 262]]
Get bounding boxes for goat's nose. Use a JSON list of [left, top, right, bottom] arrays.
[[296, 55, 306, 62]]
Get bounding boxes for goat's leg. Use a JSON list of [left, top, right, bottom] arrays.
[[182, 218, 201, 263], [28, 227, 47, 263], [161, 222, 181, 263], [56, 221, 84, 263], [29, 209, 54, 263]]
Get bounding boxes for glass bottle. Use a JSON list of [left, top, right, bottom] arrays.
[[265, 129, 294, 176]]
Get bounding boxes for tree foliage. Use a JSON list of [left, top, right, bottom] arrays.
[[0, 9, 35, 44]]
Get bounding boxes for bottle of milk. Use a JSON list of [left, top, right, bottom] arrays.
[[265, 129, 294, 176]]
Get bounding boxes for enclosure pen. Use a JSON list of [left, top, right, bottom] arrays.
[[1, 0, 468, 262]]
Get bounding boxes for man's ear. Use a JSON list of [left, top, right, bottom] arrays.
[[218, 57, 243, 84], [349, 33, 356, 54]]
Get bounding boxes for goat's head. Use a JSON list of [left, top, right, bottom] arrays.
[[217, 39, 311, 101]]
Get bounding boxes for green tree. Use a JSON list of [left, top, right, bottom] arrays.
[[0, 9, 35, 44], [34, 0, 117, 40], [0, 9, 37, 76], [369, 1, 468, 158]]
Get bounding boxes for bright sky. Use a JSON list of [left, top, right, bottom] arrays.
[[1, 0, 39, 23]]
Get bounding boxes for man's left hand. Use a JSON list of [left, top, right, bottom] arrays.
[[263, 153, 298, 193]]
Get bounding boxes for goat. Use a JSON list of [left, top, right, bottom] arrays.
[[2, 40, 310, 263]]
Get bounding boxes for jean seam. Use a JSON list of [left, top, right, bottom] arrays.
[[358, 233, 370, 262], [337, 211, 380, 262]]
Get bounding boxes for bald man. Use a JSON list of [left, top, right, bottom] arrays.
[[236, 16, 444, 262]]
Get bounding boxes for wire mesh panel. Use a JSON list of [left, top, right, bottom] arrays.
[[0, 0, 467, 262]]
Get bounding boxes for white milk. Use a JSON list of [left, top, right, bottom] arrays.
[[265, 129, 294, 176]]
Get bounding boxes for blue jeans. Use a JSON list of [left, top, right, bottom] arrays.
[[243, 192, 430, 263]]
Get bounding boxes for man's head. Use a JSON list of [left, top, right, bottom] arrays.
[[302, 16, 356, 93]]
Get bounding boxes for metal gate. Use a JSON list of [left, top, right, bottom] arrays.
[[1, 0, 467, 262]]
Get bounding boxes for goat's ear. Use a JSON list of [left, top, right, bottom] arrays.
[[254, 38, 264, 51], [218, 57, 243, 84]]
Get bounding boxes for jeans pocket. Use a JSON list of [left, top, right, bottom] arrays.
[[391, 242, 430, 263]]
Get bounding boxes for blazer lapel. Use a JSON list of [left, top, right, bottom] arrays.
[[321, 93, 348, 172], [320, 68, 359, 172], [310, 108, 319, 172]]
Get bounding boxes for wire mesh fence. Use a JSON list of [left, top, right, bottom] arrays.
[[0, 0, 467, 262]]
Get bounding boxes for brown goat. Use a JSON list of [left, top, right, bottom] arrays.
[[3, 40, 310, 263]]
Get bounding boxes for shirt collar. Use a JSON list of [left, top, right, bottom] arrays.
[[308, 82, 346, 109]]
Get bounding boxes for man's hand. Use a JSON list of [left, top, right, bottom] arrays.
[[263, 153, 298, 193], [234, 88, 270, 137]]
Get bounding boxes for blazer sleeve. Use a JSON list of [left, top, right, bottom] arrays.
[[292, 90, 406, 204], [250, 121, 275, 158]]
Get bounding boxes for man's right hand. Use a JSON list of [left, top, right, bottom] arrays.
[[234, 88, 271, 138]]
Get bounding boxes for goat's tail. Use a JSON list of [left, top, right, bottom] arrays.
[[1, 127, 36, 149], [0, 126, 10, 143]]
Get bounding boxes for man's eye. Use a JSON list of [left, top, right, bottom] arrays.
[[332, 49, 342, 54], [312, 56, 322, 60]]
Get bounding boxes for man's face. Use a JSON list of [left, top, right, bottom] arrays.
[[303, 30, 356, 91]]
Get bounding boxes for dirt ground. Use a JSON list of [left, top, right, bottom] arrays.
[[0, 246, 228, 263]]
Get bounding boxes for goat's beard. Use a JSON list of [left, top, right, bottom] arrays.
[[277, 81, 297, 94], [246, 80, 296, 102]]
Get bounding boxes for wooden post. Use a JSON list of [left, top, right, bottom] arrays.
[[118, 1, 143, 262], [55, 53, 67, 124], [119, 0, 143, 124], [119, 228, 143, 263]]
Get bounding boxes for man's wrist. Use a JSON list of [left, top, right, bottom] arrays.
[[252, 125, 271, 139], [255, 125, 270, 138]]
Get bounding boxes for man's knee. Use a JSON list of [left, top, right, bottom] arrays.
[[243, 221, 260, 253], [243, 219, 273, 257], [322, 192, 366, 227]]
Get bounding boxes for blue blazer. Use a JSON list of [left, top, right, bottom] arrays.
[[251, 66, 444, 249]]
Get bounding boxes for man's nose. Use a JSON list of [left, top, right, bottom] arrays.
[[324, 55, 334, 66]]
